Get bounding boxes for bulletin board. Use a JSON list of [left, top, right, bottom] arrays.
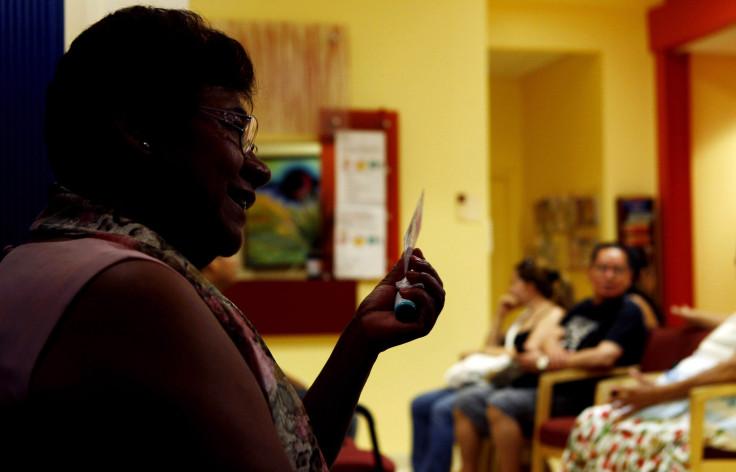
[[319, 109, 400, 278], [223, 109, 400, 335]]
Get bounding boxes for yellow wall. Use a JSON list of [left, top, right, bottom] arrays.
[[521, 55, 602, 216], [488, 1, 658, 241], [490, 78, 524, 304], [190, 0, 490, 460], [524, 55, 602, 300], [691, 54, 736, 313], [489, 53, 603, 305]]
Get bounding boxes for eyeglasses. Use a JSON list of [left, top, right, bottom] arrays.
[[198, 106, 258, 155], [593, 264, 629, 276]]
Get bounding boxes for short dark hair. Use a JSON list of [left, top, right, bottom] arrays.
[[589, 242, 633, 270], [45, 6, 255, 194]]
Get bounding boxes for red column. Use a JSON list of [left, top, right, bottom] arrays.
[[647, 0, 736, 324], [654, 52, 692, 324]]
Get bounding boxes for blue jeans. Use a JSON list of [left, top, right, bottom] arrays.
[[411, 388, 457, 472]]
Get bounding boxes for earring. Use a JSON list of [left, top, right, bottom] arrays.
[[141, 141, 151, 151]]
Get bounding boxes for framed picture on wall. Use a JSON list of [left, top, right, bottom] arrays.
[[243, 142, 323, 270]]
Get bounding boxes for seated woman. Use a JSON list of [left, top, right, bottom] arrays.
[[562, 309, 736, 471], [625, 246, 663, 329], [410, 258, 571, 472], [0, 7, 445, 471]]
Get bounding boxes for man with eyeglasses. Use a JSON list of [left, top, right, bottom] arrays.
[[453, 242, 647, 472]]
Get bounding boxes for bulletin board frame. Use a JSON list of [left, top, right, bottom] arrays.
[[318, 109, 400, 276]]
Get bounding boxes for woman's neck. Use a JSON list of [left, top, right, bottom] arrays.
[[526, 295, 551, 315]]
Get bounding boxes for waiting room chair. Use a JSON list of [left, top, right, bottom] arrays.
[[689, 382, 736, 471], [530, 325, 715, 472], [474, 366, 630, 472], [530, 366, 631, 472], [332, 404, 395, 472]]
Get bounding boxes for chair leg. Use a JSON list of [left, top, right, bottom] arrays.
[[354, 404, 385, 472], [530, 443, 545, 472], [545, 456, 562, 472]]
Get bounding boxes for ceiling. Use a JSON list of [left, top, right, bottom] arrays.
[[682, 24, 736, 54], [490, 1, 736, 79], [488, 0, 662, 78], [492, 0, 661, 6], [490, 50, 566, 79]]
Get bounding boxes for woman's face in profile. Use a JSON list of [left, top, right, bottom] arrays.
[[508, 271, 533, 305], [168, 86, 271, 264]]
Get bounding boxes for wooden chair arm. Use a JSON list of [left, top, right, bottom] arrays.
[[594, 371, 662, 405], [530, 366, 636, 472], [690, 382, 736, 404], [534, 366, 635, 427], [689, 382, 736, 471]]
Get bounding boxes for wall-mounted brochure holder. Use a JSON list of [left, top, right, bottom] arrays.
[[319, 109, 400, 279]]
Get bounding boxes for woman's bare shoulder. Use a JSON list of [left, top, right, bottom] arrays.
[[30, 259, 295, 470], [549, 305, 566, 319], [62, 259, 217, 349], [32, 258, 236, 392]]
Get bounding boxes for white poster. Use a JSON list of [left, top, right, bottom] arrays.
[[333, 130, 387, 279], [335, 130, 386, 205], [333, 205, 387, 280]]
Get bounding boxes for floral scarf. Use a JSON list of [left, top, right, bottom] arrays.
[[29, 186, 327, 472]]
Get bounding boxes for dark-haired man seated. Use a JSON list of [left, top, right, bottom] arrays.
[[453, 243, 647, 472]]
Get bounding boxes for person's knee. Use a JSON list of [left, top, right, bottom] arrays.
[[486, 405, 511, 425], [452, 407, 470, 424], [412, 394, 430, 416]]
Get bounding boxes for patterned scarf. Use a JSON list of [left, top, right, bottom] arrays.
[[29, 186, 327, 472]]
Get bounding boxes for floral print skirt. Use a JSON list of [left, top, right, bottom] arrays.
[[561, 402, 731, 472]]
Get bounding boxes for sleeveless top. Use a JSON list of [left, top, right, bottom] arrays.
[[0, 237, 327, 471], [0, 239, 168, 404]]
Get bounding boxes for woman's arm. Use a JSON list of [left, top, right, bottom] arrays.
[[612, 354, 736, 414], [671, 305, 730, 329], [476, 345, 514, 356], [523, 306, 565, 353], [516, 339, 623, 373], [484, 294, 520, 349], [303, 248, 445, 465]]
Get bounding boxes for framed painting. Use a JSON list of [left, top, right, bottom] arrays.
[[243, 142, 323, 270]]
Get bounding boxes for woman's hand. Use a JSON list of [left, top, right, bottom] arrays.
[[671, 305, 703, 326], [350, 248, 445, 354], [459, 348, 481, 360], [670, 304, 727, 329], [515, 350, 540, 372], [497, 293, 520, 317], [460, 345, 509, 359], [304, 248, 443, 463], [610, 368, 660, 417]]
